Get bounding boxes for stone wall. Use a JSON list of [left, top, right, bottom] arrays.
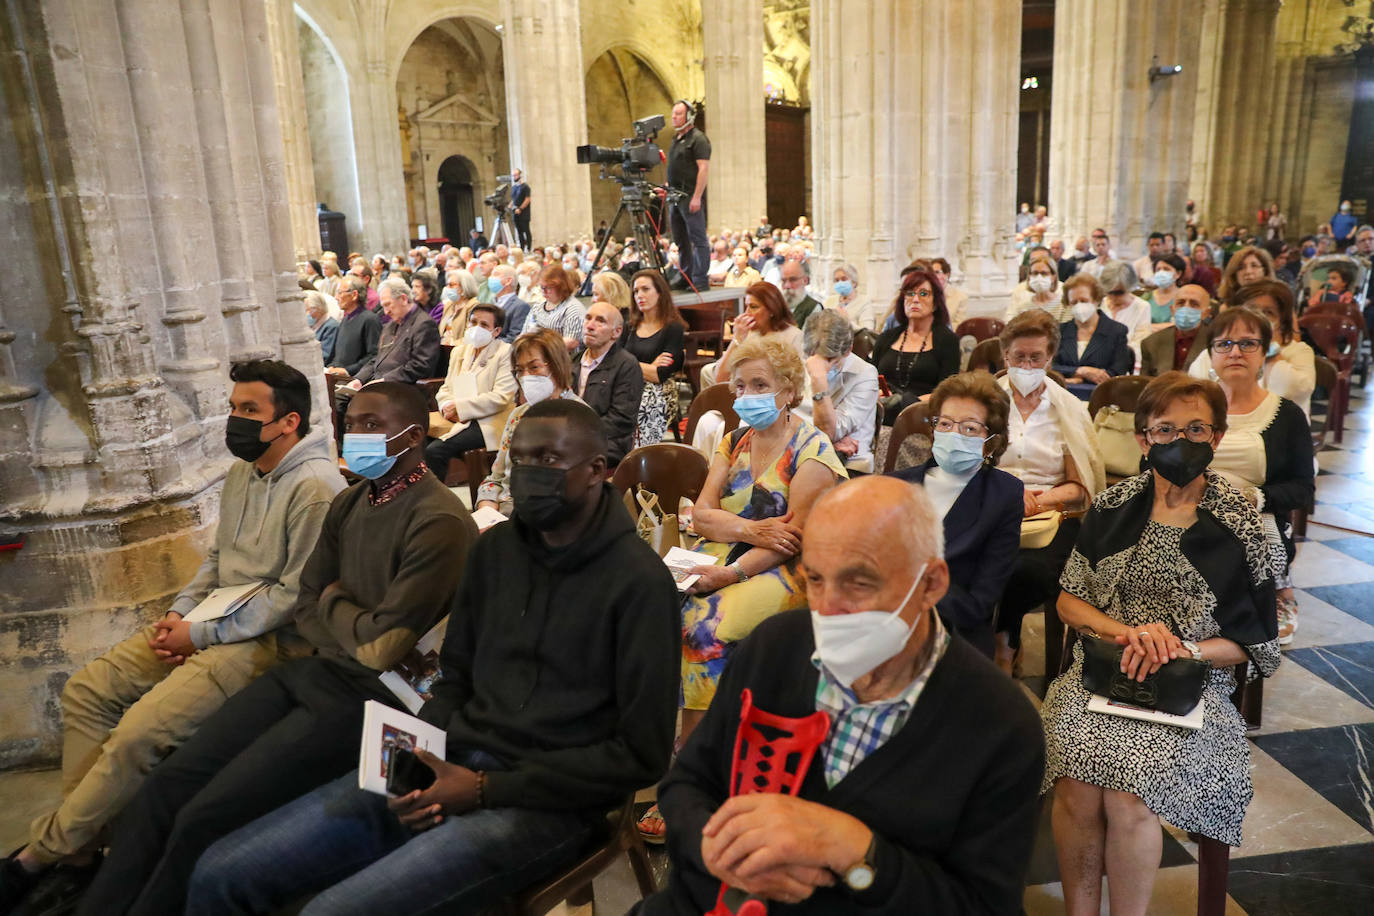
[[297, 17, 363, 243], [0, 0, 326, 770]]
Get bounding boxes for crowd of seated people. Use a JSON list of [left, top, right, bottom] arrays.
[[8, 205, 1363, 916]]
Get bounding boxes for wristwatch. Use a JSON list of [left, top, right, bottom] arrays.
[[842, 835, 877, 892], [728, 562, 749, 583], [1181, 640, 1204, 661], [812, 388, 830, 402]]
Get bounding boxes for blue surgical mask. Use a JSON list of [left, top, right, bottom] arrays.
[[1173, 306, 1202, 331], [834, 280, 854, 298], [826, 364, 842, 391], [1267, 341, 1280, 358], [734, 392, 782, 429], [1152, 270, 1176, 289], [306, 313, 317, 328], [441, 288, 459, 303], [488, 276, 503, 294], [1303, 245, 1316, 258], [342, 424, 417, 479], [932, 431, 987, 475]]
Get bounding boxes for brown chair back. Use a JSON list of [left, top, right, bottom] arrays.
[[1087, 374, 1150, 418], [612, 443, 710, 515], [955, 317, 1006, 342], [852, 329, 878, 362], [416, 378, 444, 411], [683, 383, 739, 445], [968, 338, 1004, 373], [1299, 313, 1361, 370], [1305, 300, 1366, 333], [882, 401, 934, 474]]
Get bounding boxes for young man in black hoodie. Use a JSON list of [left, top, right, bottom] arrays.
[[183, 399, 680, 915]]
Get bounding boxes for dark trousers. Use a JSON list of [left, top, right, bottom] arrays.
[[669, 200, 709, 290], [996, 517, 1082, 649], [78, 656, 398, 916], [514, 212, 531, 250], [423, 423, 486, 481]]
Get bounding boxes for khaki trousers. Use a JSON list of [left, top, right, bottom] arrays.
[[27, 624, 295, 864]]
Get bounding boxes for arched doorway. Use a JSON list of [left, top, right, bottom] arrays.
[[438, 155, 477, 243]]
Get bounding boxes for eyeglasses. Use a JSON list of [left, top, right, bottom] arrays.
[[929, 416, 989, 437], [1145, 422, 1216, 445], [902, 289, 933, 301], [514, 361, 548, 377], [1210, 338, 1262, 354], [1005, 353, 1049, 368]]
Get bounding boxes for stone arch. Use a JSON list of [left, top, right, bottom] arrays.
[[384, 0, 502, 83], [583, 46, 676, 229], [294, 6, 363, 248], [582, 36, 689, 101], [396, 16, 509, 242]]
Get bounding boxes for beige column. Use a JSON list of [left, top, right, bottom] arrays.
[[503, 0, 594, 246], [811, 0, 1022, 318], [1189, 0, 1280, 233], [0, 0, 321, 770], [1048, 0, 1203, 257], [701, 0, 766, 234], [264, 0, 320, 263]]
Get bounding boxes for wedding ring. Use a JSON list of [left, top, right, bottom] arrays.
[[1137, 631, 1151, 638]]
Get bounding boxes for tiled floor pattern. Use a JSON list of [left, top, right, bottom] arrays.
[[2, 388, 1372, 915]]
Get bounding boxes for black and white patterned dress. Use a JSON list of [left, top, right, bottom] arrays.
[[1040, 472, 1281, 846]]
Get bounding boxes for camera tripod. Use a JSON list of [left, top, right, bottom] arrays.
[[487, 205, 518, 251], [578, 181, 674, 294]]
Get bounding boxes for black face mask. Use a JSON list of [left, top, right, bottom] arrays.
[[225, 415, 280, 463], [511, 463, 585, 529], [1148, 439, 1213, 488]]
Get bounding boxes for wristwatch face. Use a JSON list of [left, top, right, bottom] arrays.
[[844, 864, 875, 891], [812, 390, 828, 401]]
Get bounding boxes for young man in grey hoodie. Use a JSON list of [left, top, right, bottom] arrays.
[[0, 360, 344, 912]]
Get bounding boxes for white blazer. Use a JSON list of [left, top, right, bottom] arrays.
[[434, 338, 517, 450]]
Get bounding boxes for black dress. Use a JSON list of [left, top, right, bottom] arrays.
[[620, 322, 686, 446], [874, 323, 961, 419]]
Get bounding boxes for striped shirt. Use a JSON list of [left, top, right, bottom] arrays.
[[522, 297, 586, 344], [812, 614, 950, 788]]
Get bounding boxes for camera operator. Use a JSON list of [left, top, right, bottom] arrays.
[[667, 101, 711, 290], [511, 168, 532, 249]]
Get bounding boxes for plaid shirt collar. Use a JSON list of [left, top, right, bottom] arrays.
[[368, 462, 429, 507], [812, 613, 950, 789]]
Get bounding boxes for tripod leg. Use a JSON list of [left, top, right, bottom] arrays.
[[579, 201, 631, 295]]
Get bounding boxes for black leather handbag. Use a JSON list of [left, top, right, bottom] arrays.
[[1080, 634, 1208, 716]]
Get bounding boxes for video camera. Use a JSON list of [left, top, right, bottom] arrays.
[[575, 114, 666, 179], [483, 175, 512, 210]]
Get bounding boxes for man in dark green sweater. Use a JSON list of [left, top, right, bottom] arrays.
[[641, 475, 1045, 915], [79, 382, 478, 916], [180, 400, 681, 915]]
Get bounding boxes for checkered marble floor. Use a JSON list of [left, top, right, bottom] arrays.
[[3, 390, 1372, 916], [1016, 383, 1374, 916]]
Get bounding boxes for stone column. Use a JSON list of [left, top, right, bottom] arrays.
[[1048, 0, 1203, 257], [503, 0, 594, 246], [264, 0, 321, 263], [701, 0, 766, 234], [0, 0, 321, 770], [1188, 0, 1281, 233], [811, 0, 1022, 318]]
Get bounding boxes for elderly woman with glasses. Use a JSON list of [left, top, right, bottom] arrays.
[[889, 371, 1023, 656], [873, 269, 962, 421], [1042, 371, 1280, 915], [1204, 307, 1314, 646]]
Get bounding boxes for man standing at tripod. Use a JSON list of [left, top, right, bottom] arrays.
[[510, 168, 532, 250], [667, 100, 711, 291]]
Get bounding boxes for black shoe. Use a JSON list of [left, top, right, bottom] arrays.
[[0, 849, 42, 916], [11, 854, 101, 916]]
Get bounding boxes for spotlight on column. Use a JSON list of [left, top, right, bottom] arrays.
[[1149, 56, 1183, 83]]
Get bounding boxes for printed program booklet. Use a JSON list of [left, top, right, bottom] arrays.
[[1087, 693, 1205, 731], [180, 581, 270, 624], [470, 505, 508, 533], [663, 546, 719, 592], [378, 617, 448, 714], [357, 699, 447, 796]]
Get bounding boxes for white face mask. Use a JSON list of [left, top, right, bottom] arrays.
[[519, 374, 556, 405], [464, 325, 494, 349], [1072, 301, 1097, 324], [1027, 275, 1054, 294], [810, 563, 928, 688], [1007, 366, 1047, 396]]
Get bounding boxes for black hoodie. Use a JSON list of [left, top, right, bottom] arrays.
[[420, 483, 680, 810]]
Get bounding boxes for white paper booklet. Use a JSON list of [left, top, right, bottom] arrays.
[[378, 617, 448, 714], [1087, 693, 1205, 731], [663, 546, 720, 592], [357, 699, 447, 796], [181, 581, 270, 624], [470, 505, 509, 533]]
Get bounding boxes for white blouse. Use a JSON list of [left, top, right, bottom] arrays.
[[1002, 394, 1066, 488], [1211, 391, 1278, 492]]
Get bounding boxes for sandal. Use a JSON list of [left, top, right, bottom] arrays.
[[1277, 595, 1299, 647], [637, 804, 667, 844]]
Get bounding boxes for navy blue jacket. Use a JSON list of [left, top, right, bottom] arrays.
[[1052, 312, 1134, 379], [891, 460, 1024, 657]]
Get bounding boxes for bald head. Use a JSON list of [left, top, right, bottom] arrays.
[[807, 477, 943, 575], [1174, 284, 1211, 316], [582, 300, 623, 355]]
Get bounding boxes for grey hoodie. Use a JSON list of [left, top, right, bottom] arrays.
[[170, 427, 345, 649]]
